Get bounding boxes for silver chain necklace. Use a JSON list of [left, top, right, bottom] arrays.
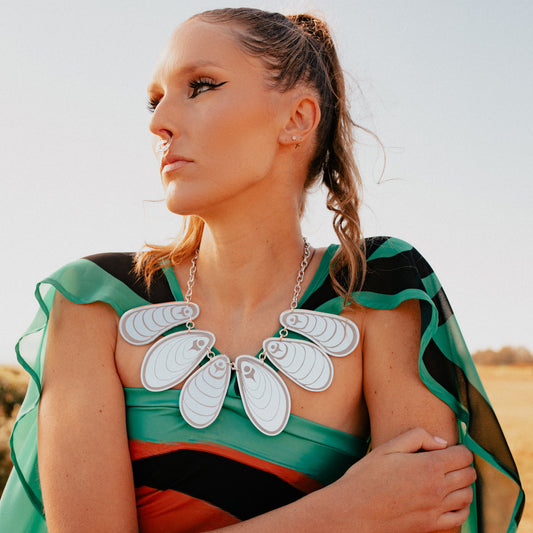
[[185, 241, 310, 308], [119, 239, 359, 436], [183, 240, 311, 361]]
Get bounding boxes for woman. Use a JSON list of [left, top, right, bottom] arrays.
[[0, 8, 523, 532]]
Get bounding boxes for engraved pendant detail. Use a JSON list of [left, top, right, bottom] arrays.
[[119, 302, 199, 345], [280, 309, 359, 357], [235, 356, 291, 436], [140, 330, 215, 392], [263, 338, 333, 391], [180, 355, 232, 429]]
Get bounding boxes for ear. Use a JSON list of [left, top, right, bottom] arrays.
[[278, 93, 321, 148]]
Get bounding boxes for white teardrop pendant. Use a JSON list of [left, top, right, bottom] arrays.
[[119, 302, 200, 345], [141, 330, 215, 392], [262, 337, 333, 391], [235, 356, 291, 436], [180, 355, 231, 429], [280, 309, 359, 356]]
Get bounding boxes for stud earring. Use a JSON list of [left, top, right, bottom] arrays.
[[291, 135, 302, 149], [156, 137, 172, 154]]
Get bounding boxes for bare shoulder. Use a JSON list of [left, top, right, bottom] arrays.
[[49, 291, 118, 332], [41, 292, 120, 393], [364, 299, 421, 359], [357, 299, 458, 448], [341, 299, 420, 376]]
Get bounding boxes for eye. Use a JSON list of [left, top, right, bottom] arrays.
[[188, 77, 227, 99], [146, 96, 160, 113]]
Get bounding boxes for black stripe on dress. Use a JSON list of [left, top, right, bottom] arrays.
[[132, 449, 306, 520], [84, 252, 174, 303], [304, 247, 434, 310]]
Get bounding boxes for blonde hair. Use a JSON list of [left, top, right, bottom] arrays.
[[136, 8, 367, 302]]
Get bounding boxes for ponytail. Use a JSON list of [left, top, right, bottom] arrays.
[[288, 14, 366, 301]]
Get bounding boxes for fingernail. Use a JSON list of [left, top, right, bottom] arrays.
[[434, 436, 447, 445]]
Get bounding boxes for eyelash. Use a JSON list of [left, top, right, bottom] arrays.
[[146, 97, 159, 113], [146, 77, 227, 113], [188, 77, 226, 98]]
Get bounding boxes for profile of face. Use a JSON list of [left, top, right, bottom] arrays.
[[148, 19, 298, 218]]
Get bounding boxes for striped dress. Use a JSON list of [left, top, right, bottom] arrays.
[[0, 237, 524, 532]]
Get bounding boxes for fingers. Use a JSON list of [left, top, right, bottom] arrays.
[[376, 427, 449, 455], [444, 465, 477, 492], [435, 505, 471, 531], [442, 486, 474, 510], [434, 459, 475, 531], [438, 444, 474, 474]]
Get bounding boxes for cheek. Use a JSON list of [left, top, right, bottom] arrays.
[[201, 97, 279, 173]]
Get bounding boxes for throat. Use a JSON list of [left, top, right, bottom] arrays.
[[192, 301, 287, 360], [177, 238, 319, 357]]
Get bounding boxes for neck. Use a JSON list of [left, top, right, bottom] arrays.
[[174, 158, 311, 312], [193, 218, 306, 311]]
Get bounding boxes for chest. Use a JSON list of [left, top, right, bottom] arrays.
[[115, 304, 369, 439]]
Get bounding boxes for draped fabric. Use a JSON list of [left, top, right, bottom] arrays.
[[0, 237, 524, 532]]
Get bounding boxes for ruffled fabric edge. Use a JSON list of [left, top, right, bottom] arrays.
[[357, 237, 524, 532], [0, 259, 149, 531]]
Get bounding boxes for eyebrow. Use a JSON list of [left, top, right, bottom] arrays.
[[148, 59, 226, 92]]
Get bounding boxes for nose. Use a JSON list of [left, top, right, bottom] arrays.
[[148, 94, 181, 149]]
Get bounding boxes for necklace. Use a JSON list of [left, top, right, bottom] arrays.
[[119, 240, 360, 436]]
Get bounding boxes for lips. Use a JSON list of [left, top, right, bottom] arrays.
[[161, 154, 193, 174]]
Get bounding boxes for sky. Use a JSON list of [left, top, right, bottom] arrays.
[[1, 0, 532, 364]]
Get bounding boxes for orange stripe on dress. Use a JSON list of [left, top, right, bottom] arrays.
[[136, 486, 240, 533], [129, 440, 322, 493]]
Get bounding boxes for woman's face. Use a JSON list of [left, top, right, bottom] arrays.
[[148, 20, 292, 217]]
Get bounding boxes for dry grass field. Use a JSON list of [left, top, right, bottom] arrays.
[[477, 364, 532, 532]]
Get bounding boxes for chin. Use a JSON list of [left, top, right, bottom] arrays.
[[165, 200, 196, 217], [164, 186, 239, 219], [164, 195, 211, 218], [163, 184, 202, 216]]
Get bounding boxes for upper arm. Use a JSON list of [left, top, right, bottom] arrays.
[[38, 292, 138, 532], [363, 299, 458, 449]]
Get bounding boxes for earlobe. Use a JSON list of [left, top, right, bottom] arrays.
[[279, 94, 321, 148]]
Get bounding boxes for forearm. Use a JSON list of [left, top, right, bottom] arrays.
[[213, 430, 474, 533], [212, 475, 462, 533], [210, 483, 371, 533]]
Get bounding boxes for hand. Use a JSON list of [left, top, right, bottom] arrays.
[[320, 428, 476, 533]]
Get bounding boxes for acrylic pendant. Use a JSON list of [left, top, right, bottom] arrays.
[[119, 302, 199, 345], [280, 309, 359, 357], [141, 330, 215, 392], [263, 338, 333, 392], [235, 355, 291, 436], [118, 297, 360, 436], [180, 354, 231, 429]]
